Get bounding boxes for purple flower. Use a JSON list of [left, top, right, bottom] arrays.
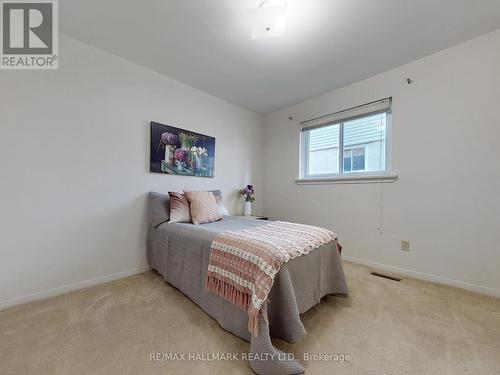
[[174, 148, 188, 162], [239, 184, 256, 202], [161, 132, 179, 145], [241, 185, 254, 195]]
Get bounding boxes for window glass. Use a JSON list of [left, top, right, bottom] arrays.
[[300, 110, 389, 178], [308, 124, 339, 175]]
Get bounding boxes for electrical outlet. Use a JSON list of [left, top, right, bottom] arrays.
[[401, 240, 410, 252]]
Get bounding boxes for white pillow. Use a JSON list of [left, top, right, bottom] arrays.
[[211, 190, 229, 216]]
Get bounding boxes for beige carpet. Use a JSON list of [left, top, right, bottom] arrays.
[[1, 262, 499, 375]]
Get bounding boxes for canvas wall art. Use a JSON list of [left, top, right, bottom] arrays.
[[150, 122, 215, 178]]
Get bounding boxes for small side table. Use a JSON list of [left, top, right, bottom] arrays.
[[234, 215, 269, 221]]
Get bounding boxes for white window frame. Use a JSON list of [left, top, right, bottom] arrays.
[[297, 98, 397, 184]]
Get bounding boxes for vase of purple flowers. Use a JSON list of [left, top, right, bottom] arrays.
[[174, 148, 189, 170], [160, 132, 179, 166], [239, 185, 255, 216]]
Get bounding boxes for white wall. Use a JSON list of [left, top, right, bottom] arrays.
[[0, 35, 264, 308], [263, 30, 500, 296]]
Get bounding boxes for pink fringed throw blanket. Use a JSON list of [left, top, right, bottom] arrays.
[[205, 221, 341, 335]]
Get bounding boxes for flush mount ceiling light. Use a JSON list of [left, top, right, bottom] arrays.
[[248, 0, 288, 39]]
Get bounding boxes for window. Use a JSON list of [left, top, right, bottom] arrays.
[[299, 98, 393, 181], [343, 146, 365, 172], [308, 124, 339, 175]]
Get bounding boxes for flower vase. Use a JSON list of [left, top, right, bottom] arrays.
[[189, 150, 198, 169], [165, 145, 175, 165], [244, 201, 252, 216], [192, 154, 201, 170], [163, 145, 169, 162], [176, 160, 185, 171]]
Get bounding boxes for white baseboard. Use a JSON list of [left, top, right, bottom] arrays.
[[343, 256, 500, 299], [2, 258, 498, 311], [0, 265, 151, 311]]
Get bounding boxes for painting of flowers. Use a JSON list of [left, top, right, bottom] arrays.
[[150, 122, 215, 177]]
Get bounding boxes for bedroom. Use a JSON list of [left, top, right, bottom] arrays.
[[0, 1, 499, 374]]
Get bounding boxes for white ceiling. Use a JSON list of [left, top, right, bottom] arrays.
[[60, 0, 500, 114]]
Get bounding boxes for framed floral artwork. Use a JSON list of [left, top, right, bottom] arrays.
[[150, 121, 215, 178]]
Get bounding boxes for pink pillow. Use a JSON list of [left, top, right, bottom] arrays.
[[168, 192, 191, 223], [183, 191, 222, 225]]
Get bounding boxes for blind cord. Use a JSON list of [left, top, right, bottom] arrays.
[[378, 114, 384, 235], [378, 182, 384, 235]]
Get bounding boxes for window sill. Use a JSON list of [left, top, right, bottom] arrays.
[[295, 173, 398, 185]]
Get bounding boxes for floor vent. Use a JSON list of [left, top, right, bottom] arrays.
[[371, 271, 402, 282]]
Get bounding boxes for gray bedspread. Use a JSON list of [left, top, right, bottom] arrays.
[[147, 216, 348, 374]]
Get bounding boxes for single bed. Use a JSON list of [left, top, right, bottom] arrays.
[[147, 193, 348, 374]]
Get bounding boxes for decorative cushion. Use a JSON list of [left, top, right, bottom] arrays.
[[184, 190, 223, 225], [148, 192, 170, 227], [168, 192, 192, 223], [211, 190, 230, 216]]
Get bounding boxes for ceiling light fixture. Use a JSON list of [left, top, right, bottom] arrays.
[[248, 0, 288, 39]]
